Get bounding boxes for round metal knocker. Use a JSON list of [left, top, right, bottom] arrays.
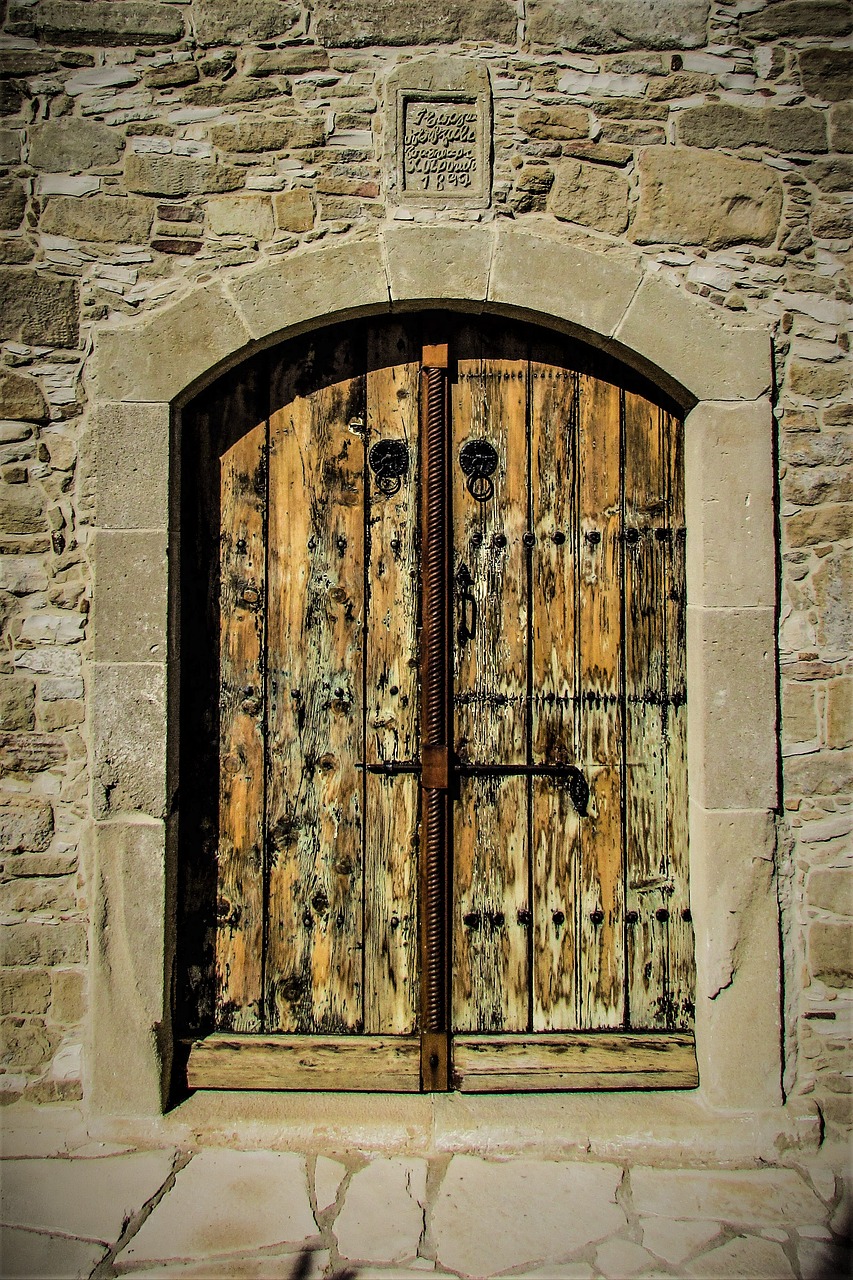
[[368, 439, 409, 496], [459, 439, 499, 502]]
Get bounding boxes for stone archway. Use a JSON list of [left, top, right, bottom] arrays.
[[88, 224, 781, 1129]]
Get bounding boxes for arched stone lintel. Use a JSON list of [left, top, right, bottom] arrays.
[[90, 224, 771, 411]]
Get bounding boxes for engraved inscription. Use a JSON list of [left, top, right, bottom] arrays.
[[403, 99, 480, 195]]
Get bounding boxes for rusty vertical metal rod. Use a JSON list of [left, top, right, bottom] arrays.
[[420, 349, 450, 1090]]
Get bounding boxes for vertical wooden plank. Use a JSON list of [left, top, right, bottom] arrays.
[[577, 374, 624, 1029], [363, 323, 421, 1036], [364, 773, 419, 1033], [452, 325, 528, 766], [215, 422, 266, 1031], [623, 392, 669, 1029], [532, 779, 580, 1030], [452, 775, 529, 1032], [530, 359, 581, 1030], [366, 324, 420, 766], [265, 335, 366, 1033], [665, 409, 695, 1029]]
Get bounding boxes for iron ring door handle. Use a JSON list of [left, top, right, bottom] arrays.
[[455, 563, 477, 645]]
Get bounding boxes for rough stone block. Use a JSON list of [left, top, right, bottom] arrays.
[[0, 370, 48, 422], [41, 195, 153, 245], [518, 106, 590, 140], [686, 1236, 794, 1278], [192, 0, 300, 46], [49, 969, 85, 1024], [433, 1157, 626, 1275], [685, 399, 775, 607], [799, 46, 850, 100], [20, 610, 85, 645], [335, 1159, 426, 1263], [273, 188, 315, 231], [787, 503, 853, 547], [0, 732, 67, 775], [548, 158, 629, 234], [809, 922, 853, 987], [125, 153, 243, 198], [230, 238, 389, 342], [91, 402, 169, 530], [615, 274, 771, 402], [829, 102, 853, 152], [119, 1151, 316, 1259], [0, 968, 51, 1017], [92, 284, 251, 403], [313, 0, 517, 46], [92, 530, 167, 663], [91, 663, 166, 819], [631, 1166, 823, 1225], [210, 116, 326, 153], [35, 1, 184, 45], [89, 821, 168, 1114], [687, 607, 778, 810], [0, 1018, 59, 1071], [806, 155, 853, 193], [207, 194, 275, 240], [29, 119, 124, 173], [527, 0, 709, 50], [144, 62, 199, 90], [632, 147, 782, 251], [807, 868, 852, 916], [385, 224, 492, 306], [242, 47, 330, 76], [1, 922, 84, 967], [489, 227, 641, 342], [676, 104, 827, 153], [1, 1151, 175, 1240], [0, 485, 46, 535], [0, 269, 79, 348], [0, 675, 35, 732], [785, 748, 853, 799], [0, 800, 53, 853], [689, 806, 781, 1108], [743, 3, 852, 41], [782, 680, 819, 745], [0, 874, 76, 914], [0, 179, 24, 232], [827, 676, 853, 748]]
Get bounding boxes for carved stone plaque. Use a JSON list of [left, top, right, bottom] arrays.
[[386, 58, 492, 208]]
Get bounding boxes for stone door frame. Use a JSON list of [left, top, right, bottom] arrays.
[[88, 223, 782, 1129]]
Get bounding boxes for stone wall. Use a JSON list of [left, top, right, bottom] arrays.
[[0, 0, 849, 1144]]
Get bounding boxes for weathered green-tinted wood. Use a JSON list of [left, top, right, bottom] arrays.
[[366, 324, 420, 766], [215, 422, 266, 1032], [452, 328, 528, 766], [364, 772, 419, 1034], [451, 1032, 698, 1091], [265, 338, 366, 1033], [665, 408, 694, 1029], [452, 774, 529, 1032], [623, 391, 669, 1030], [531, 363, 578, 765], [532, 779, 581, 1030], [186, 1034, 421, 1091], [577, 374, 624, 1029]]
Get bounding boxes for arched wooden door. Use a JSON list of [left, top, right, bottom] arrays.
[[181, 315, 697, 1093]]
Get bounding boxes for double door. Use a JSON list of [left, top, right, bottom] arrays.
[[182, 315, 696, 1092]]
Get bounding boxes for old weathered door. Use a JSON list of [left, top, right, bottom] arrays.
[[182, 315, 696, 1092]]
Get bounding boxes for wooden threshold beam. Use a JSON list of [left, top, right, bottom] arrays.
[[184, 1035, 421, 1092], [451, 1033, 699, 1092]]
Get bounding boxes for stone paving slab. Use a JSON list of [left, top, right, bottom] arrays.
[[0, 1225, 108, 1279], [116, 1150, 318, 1265], [334, 1158, 426, 1265], [0, 1151, 176, 1242], [629, 1166, 826, 1225]]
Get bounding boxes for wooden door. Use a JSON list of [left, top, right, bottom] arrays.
[[182, 316, 697, 1093]]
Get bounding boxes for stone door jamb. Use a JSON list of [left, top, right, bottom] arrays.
[[87, 224, 783, 1137]]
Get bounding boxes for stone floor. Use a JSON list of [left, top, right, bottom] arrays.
[[1, 1108, 850, 1280]]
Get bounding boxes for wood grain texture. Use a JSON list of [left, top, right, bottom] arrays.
[[623, 391, 669, 1029], [532, 779, 580, 1030], [452, 774, 529, 1032], [577, 374, 624, 1029], [364, 772, 420, 1033], [452, 1032, 698, 1091], [215, 423, 266, 1032], [265, 337, 365, 1033], [186, 1034, 421, 1091], [452, 327, 527, 766], [366, 324, 420, 766]]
